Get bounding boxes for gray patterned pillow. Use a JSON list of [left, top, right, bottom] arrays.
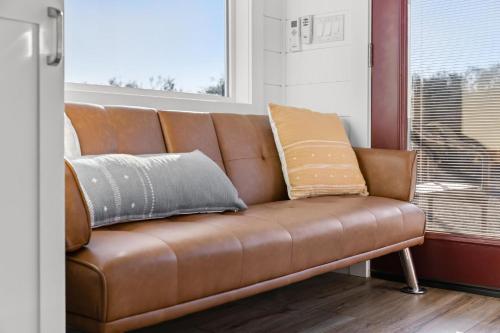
[[66, 150, 247, 228]]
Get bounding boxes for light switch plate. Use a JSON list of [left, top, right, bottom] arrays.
[[314, 14, 344, 43]]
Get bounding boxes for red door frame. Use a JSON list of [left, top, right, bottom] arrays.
[[370, 0, 500, 290], [371, 0, 408, 151]]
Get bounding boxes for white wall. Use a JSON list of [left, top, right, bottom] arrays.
[[283, 0, 371, 148], [281, 0, 372, 277], [263, 0, 286, 106]]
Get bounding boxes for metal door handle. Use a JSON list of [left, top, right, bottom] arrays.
[[47, 7, 63, 66]]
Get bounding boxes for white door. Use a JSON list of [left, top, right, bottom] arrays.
[[0, 0, 65, 332]]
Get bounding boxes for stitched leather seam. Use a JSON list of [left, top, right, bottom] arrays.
[[209, 114, 229, 173], [241, 212, 295, 274], [360, 205, 381, 249], [155, 111, 171, 153], [222, 155, 280, 162], [394, 205, 407, 237], [204, 219, 245, 288], [323, 214, 345, 259]]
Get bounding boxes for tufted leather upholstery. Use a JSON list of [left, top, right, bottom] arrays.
[[65, 103, 166, 155], [158, 110, 226, 171], [67, 197, 424, 326], [65, 104, 426, 333], [211, 113, 288, 205]]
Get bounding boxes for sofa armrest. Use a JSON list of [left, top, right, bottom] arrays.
[[354, 147, 417, 202], [65, 161, 91, 252]]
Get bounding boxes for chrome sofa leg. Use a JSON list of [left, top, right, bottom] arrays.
[[399, 248, 427, 294]]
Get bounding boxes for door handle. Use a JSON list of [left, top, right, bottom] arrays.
[[47, 7, 63, 66]]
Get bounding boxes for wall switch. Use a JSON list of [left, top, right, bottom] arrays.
[[300, 15, 313, 44], [314, 14, 344, 43]]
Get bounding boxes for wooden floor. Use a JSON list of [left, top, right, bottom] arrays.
[[70, 273, 500, 333]]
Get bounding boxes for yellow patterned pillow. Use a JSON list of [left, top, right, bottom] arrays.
[[268, 103, 368, 199]]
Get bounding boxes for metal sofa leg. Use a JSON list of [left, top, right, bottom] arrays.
[[399, 248, 427, 294]]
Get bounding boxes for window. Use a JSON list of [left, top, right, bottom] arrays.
[[65, 0, 228, 97], [409, 0, 500, 238]]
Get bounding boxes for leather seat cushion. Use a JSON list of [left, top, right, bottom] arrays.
[[66, 196, 425, 323], [237, 196, 425, 271], [67, 215, 294, 322]]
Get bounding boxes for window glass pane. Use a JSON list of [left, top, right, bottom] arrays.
[[65, 0, 227, 96], [409, 0, 500, 238]]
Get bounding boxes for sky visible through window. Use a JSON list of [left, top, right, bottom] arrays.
[[65, 0, 226, 95], [410, 0, 500, 77]]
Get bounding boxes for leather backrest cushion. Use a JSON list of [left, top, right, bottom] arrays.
[[158, 111, 226, 171], [65, 103, 166, 155], [211, 113, 287, 205], [106, 106, 167, 154], [65, 103, 118, 155]]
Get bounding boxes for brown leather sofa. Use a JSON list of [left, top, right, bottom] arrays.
[[65, 103, 426, 333]]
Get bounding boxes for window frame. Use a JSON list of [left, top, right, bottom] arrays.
[[65, 0, 234, 103]]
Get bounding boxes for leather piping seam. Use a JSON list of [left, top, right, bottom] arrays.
[[204, 220, 246, 288], [362, 202, 406, 249], [222, 155, 280, 163], [239, 212, 297, 274], [355, 206, 380, 250], [154, 110, 171, 154], [208, 114, 229, 174], [66, 256, 108, 322], [320, 214, 345, 263]]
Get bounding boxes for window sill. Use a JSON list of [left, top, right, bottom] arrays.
[[65, 83, 240, 104], [65, 83, 257, 114]]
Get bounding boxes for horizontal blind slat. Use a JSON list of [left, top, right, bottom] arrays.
[[410, 0, 500, 239]]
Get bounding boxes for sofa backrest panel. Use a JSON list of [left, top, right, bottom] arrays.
[[65, 103, 287, 208], [158, 111, 226, 172], [66, 103, 119, 155], [105, 106, 167, 154], [65, 103, 167, 155], [211, 113, 288, 205]]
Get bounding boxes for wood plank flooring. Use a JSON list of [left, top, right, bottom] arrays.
[[69, 273, 500, 333]]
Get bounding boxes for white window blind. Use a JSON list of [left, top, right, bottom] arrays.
[[409, 0, 500, 238]]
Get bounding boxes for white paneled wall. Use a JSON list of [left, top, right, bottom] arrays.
[[283, 0, 372, 278], [284, 0, 371, 148], [263, 0, 286, 107]]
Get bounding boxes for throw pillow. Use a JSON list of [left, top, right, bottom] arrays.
[[66, 150, 247, 228], [268, 103, 368, 199]]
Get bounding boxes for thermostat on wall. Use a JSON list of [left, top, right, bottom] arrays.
[[288, 19, 301, 52]]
